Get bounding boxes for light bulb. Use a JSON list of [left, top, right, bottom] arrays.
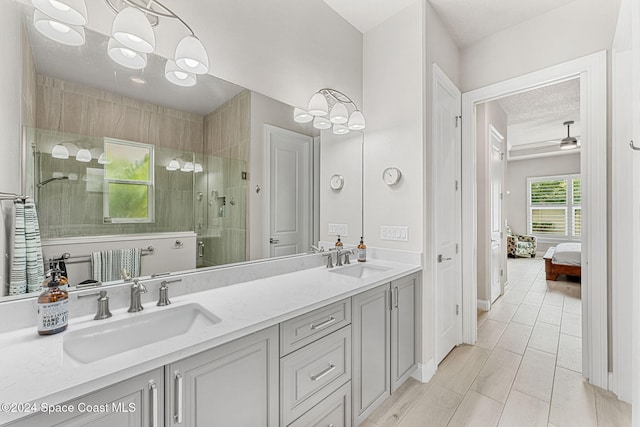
[[312, 116, 331, 130]]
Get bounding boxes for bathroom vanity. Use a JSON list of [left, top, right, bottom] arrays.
[[0, 253, 420, 426]]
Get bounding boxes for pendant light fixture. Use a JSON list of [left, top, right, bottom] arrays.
[[194, 163, 204, 173], [107, 38, 147, 70], [165, 60, 196, 87], [75, 148, 92, 162], [181, 161, 195, 172], [32, 0, 87, 25], [166, 158, 180, 171], [111, 6, 155, 54], [296, 89, 366, 134], [175, 35, 209, 74], [51, 144, 70, 159], [560, 120, 579, 150], [33, 9, 85, 46]]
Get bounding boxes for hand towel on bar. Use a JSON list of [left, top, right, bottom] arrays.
[[91, 248, 142, 282], [9, 198, 45, 295]]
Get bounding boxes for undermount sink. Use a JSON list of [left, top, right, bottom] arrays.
[[64, 303, 221, 364], [329, 263, 390, 279]]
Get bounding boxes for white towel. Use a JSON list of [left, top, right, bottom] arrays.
[[91, 248, 142, 282], [9, 198, 45, 295]]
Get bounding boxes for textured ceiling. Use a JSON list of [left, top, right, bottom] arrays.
[[495, 78, 581, 157]]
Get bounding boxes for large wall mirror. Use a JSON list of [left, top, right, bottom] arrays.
[[3, 0, 363, 299]]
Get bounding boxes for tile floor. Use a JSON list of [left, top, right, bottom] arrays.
[[361, 257, 632, 427]]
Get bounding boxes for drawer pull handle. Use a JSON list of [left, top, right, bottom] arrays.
[[149, 381, 158, 427], [175, 372, 183, 424], [310, 316, 336, 330], [311, 363, 336, 381]]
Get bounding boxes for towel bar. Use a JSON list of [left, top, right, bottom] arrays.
[[52, 246, 155, 264]]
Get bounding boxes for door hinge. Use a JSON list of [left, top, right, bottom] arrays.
[[455, 115, 462, 128], [500, 269, 504, 277], [500, 192, 503, 200], [455, 180, 459, 191], [455, 243, 459, 254], [500, 231, 503, 239], [456, 304, 459, 315], [500, 153, 504, 161]]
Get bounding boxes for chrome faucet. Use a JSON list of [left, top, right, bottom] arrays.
[[128, 278, 147, 312], [325, 253, 334, 268], [157, 278, 182, 306], [335, 249, 356, 266], [310, 245, 325, 253], [78, 290, 112, 320]]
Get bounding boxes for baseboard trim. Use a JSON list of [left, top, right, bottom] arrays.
[[477, 299, 490, 311], [412, 359, 436, 383]]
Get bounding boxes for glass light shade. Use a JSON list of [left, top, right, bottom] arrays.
[[329, 102, 348, 124], [33, 10, 85, 46], [97, 152, 108, 164], [108, 38, 147, 70], [293, 107, 313, 123], [52, 171, 64, 179], [51, 144, 69, 159], [308, 92, 328, 116], [175, 36, 209, 75], [67, 173, 78, 180], [165, 60, 197, 87], [112, 7, 155, 53], [32, 0, 87, 25], [75, 148, 91, 162], [348, 110, 366, 130], [560, 136, 578, 150], [194, 163, 204, 173], [166, 159, 180, 171], [333, 124, 350, 135], [312, 116, 331, 130], [181, 161, 195, 172]]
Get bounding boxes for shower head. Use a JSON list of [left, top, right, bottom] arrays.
[[37, 176, 69, 187]]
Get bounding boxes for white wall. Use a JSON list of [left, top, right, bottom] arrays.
[[460, 0, 621, 92], [506, 153, 581, 253], [476, 101, 507, 303]]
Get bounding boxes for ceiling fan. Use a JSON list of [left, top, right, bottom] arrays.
[[559, 120, 579, 150]]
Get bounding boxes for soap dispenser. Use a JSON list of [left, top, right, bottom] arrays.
[[357, 237, 367, 262], [335, 235, 343, 248], [37, 269, 69, 336]]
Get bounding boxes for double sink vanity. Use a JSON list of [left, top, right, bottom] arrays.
[[0, 250, 421, 426]]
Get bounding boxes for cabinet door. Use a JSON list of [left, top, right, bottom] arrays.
[[6, 368, 164, 427], [352, 283, 390, 426], [391, 273, 418, 392], [167, 325, 278, 427]]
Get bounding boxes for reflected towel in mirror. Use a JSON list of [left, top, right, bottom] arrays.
[[9, 198, 45, 295], [91, 248, 142, 282]]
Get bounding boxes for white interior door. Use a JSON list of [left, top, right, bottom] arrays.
[[265, 126, 313, 258], [433, 65, 462, 365], [489, 127, 504, 303]]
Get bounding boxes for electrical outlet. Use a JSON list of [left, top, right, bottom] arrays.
[[328, 223, 348, 236], [380, 226, 408, 241]]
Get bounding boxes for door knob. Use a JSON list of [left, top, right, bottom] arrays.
[[270, 238, 280, 244], [438, 254, 452, 263]]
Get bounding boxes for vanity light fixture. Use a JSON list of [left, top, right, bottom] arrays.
[[181, 161, 195, 172], [97, 152, 109, 164], [559, 120, 579, 150], [32, 0, 87, 25], [194, 163, 204, 173], [296, 89, 366, 134], [107, 38, 147, 70], [33, 9, 86, 46], [51, 144, 70, 159], [75, 148, 92, 162], [166, 158, 180, 171], [104, 0, 210, 85]]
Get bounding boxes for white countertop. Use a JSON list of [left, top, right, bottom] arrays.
[[0, 257, 420, 424]]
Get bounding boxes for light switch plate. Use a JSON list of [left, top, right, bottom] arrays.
[[328, 223, 348, 236], [380, 226, 408, 241]]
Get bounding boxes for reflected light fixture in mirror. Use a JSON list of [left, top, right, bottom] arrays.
[[51, 144, 70, 159], [32, 0, 88, 25], [111, 6, 155, 53], [181, 161, 195, 172], [107, 37, 147, 69], [296, 88, 366, 135], [165, 60, 197, 87], [166, 158, 180, 171], [33, 9, 85, 46], [194, 163, 204, 173], [97, 152, 108, 164], [175, 35, 210, 75], [75, 148, 92, 162]]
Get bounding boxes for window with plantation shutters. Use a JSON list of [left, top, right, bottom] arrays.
[[527, 174, 581, 239]]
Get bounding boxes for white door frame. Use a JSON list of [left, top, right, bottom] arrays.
[[432, 64, 463, 365], [489, 125, 505, 303], [461, 51, 608, 388]]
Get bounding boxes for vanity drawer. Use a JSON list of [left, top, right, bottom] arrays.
[[281, 325, 351, 426], [280, 298, 351, 356], [289, 381, 351, 427]]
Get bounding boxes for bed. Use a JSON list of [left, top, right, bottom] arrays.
[[543, 243, 582, 281]]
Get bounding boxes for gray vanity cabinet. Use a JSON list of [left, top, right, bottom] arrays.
[[6, 368, 164, 427], [352, 273, 417, 426], [165, 325, 279, 427]]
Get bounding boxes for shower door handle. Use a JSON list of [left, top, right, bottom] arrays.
[[198, 241, 205, 258]]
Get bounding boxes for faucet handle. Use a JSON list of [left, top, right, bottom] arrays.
[[157, 279, 181, 307], [78, 290, 112, 320], [325, 253, 334, 268]]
